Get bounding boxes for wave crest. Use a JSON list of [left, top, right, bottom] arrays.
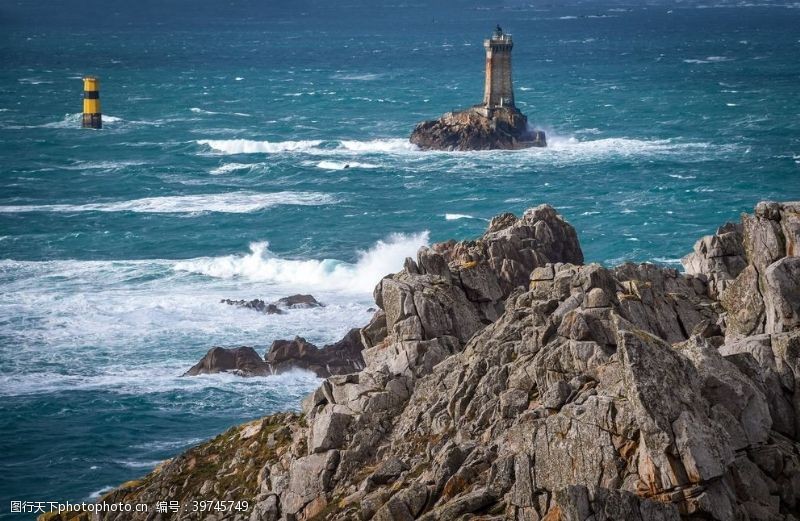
[[0, 191, 337, 214], [174, 232, 429, 293]]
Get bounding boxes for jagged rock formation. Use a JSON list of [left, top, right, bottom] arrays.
[[183, 346, 270, 377], [683, 201, 800, 337], [409, 107, 546, 151], [185, 329, 366, 379], [69, 202, 800, 521], [266, 329, 366, 378]]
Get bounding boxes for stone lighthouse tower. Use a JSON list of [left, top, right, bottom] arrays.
[[409, 26, 547, 150], [482, 25, 515, 113]]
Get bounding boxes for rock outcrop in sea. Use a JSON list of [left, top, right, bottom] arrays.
[[410, 107, 546, 152], [185, 329, 365, 379], [221, 294, 325, 315], [58, 202, 800, 521]]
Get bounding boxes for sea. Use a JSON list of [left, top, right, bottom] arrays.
[[1, 0, 798, 517]]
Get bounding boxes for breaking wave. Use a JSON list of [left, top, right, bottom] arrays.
[[445, 213, 486, 221], [195, 135, 721, 165], [174, 232, 429, 293], [197, 138, 418, 155], [198, 139, 324, 154], [314, 160, 379, 170], [0, 191, 337, 214]]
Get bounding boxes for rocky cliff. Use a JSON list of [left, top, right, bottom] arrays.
[[58, 202, 800, 521], [409, 107, 546, 151]]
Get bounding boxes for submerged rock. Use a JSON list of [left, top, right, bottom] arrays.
[[182, 346, 269, 377], [221, 298, 284, 314], [84, 201, 800, 521], [410, 106, 546, 151]]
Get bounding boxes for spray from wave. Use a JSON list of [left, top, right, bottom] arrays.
[[173, 232, 429, 293]]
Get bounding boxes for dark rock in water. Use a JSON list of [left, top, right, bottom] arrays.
[[220, 298, 284, 315], [265, 328, 365, 378], [410, 106, 546, 151], [221, 294, 323, 314], [276, 294, 324, 309], [183, 346, 269, 377]]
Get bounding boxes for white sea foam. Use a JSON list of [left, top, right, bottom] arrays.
[[0, 363, 322, 398], [87, 486, 115, 500], [445, 213, 486, 221], [174, 232, 428, 293], [653, 257, 683, 265], [0, 191, 337, 214], [116, 459, 165, 469], [198, 138, 324, 154], [534, 136, 718, 162], [684, 56, 733, 64], [209, 163, 259, 175], [315, 160, 379, 170], [190, 107, 220, 115], [18, 77, 53, 85], [197, 138, 418, 156], [36, 113, 124, 129], [131, 437, 203, 450], [332, 72, 381, 81], [338, 139, 418, 153]]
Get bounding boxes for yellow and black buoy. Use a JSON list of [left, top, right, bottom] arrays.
[[82, 76, 102, 129]]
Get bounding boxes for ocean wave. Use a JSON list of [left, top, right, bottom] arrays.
[[209, 163, 260, 175], [197, 138, 418, 156], [198, 138, 324, 154], [174, 232, 428, 293], [331, 72, 382, 81], [87, 486, 115, 500], [7, 113, 138, 130], [683, 56, 733, 64], [536, 136, 719, 161], [314, 160, 379, 170], [194, 135, 718, 165], [18, 77, 53, 85], [0, 366, 321, 397], [115, 459, 165, 469], [190, 107, 221, 115], [338, 139, 418, 153], [191, 108, 252, 118], [0, 191, 337, 214], [445, 213, 486, 221]]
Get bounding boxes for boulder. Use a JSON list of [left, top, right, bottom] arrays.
[[276, 294, 324, 309], [183, 346, 269, 377]]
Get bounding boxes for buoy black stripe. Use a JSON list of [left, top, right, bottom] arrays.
[[84, 91, 100, 99]]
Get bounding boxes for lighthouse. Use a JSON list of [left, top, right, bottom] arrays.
[[482, 25, 515, 112], [409, 26, 547, 150]]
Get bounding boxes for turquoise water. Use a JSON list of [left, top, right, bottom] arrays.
[[1, 0, 799, 517]]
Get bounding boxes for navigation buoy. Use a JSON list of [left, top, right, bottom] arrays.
[[82, 76, 102, 129]]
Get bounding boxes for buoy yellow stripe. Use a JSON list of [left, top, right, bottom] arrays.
[[83, 77, 99, 91], [83, 98, 101, 114]]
